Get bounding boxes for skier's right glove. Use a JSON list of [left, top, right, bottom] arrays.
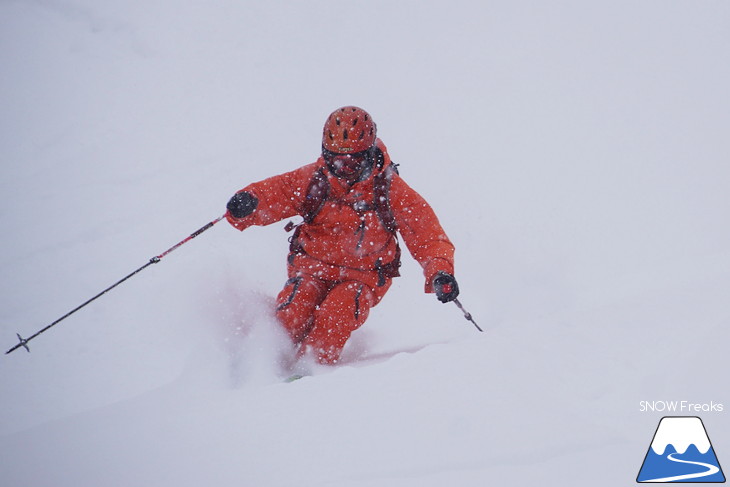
[[433, 271, 459, 303], [227, 191, 258, 219]]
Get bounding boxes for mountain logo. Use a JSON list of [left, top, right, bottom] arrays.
[[637, 416, 725, 483]]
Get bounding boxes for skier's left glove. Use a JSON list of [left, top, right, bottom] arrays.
[[433, 271, 459, 303]]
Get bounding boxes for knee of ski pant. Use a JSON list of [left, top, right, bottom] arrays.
[[315, 280, 376, 329], [302, 282, 378, 365], [275, 276, 328, 341]]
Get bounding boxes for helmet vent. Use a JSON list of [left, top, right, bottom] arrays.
[[343, 129, 349, 140], [359, 130, 365, 140], [352, 118, 358, 126], [335, 117, 341, 126]]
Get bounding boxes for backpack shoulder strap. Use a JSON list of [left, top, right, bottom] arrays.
[[373, 163, 398, 234], [299, 157, 399, 235], [301, 167, 329, 223]]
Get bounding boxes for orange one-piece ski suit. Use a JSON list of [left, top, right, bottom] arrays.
[[226, 139, 455, 364]]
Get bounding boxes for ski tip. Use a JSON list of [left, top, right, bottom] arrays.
[[284, 374, 306, 383]]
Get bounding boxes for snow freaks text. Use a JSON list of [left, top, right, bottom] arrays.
[[639, 401, 724, 413]]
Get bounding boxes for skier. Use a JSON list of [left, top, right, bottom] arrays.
[[225, 106, 459, 365]]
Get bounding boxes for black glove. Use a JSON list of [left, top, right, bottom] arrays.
[[433, 271, 459, 303], [227, 191, 258, 219]]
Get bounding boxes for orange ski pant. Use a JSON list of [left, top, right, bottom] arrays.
[[275, 274, 389, 364]]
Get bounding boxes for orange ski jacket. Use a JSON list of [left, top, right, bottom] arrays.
[[226, 139, 455, 293]]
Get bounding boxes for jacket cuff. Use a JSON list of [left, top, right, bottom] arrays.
[[225, 210, 253, 231]]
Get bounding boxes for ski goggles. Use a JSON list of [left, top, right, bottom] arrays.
[[322, 147, 374, 179]]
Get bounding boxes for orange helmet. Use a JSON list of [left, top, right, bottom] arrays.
[[322, 106, 377, 154]]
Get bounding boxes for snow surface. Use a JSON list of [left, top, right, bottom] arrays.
[[1, 1, 729, 486]]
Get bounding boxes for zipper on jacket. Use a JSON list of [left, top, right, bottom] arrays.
[[355, 217, 366, 251]]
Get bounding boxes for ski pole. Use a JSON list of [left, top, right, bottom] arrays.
[[5, 214, 226, 355], [453, 298, 483, 332]]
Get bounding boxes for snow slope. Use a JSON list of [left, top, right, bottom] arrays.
[[1, 1, 729, 486]]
